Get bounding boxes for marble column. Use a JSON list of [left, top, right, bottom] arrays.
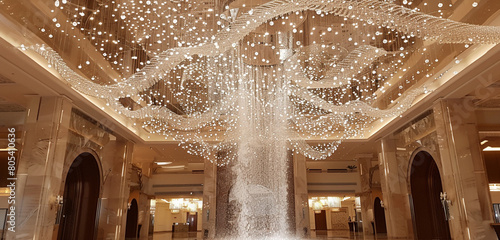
[[378, 138, 414, 239], [10, 96, 72, 240], [138, 191, 151, 240], [97, 139, 134, 240], [358, 156, 374, 235], [202, 156, 217, 239], [434, 99, 496, 240], [293, 153, 310, 237]]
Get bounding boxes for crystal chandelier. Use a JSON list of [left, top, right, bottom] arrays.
[[23, 0, 500, 165]]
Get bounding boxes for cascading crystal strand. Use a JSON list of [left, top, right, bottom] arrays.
[[41, 0, 500, 100], [23, 0, 500, 166], [230, 62, 291, 238]]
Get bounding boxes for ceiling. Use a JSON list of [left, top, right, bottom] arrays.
[[1, 0, 500, 172]]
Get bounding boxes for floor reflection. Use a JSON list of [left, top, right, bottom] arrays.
[[151, 230, 388, 240]]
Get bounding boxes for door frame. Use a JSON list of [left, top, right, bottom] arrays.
[[408, 150, 451, 240], [314, 210, 328, 231], [57, 151, 102, 240], [187, 212, 198, 232], [373, 197, 387, 234], [125, 198, 139, 239]]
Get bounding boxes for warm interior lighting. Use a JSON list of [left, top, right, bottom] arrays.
[[161, 165, 185, 169], [312, 201, 323, 213], [0, 188, 10, 197], [490, 184, 500, 192], [480, 140, 489, 145], [309, 196, 349, 212], [0, 148, 17, 152], [327, 197, 342, 208], [483, 146, 500, 151], [150, 199, 156, 215], [29, 0, 500, 166], [155, 162, 172, 165], [188, 203, 198, 213], [168, 198, 203, 213]]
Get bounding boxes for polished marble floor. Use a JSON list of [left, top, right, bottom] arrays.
[[150, 230, 387, 240]]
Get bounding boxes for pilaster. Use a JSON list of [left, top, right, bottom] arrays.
[[433, 99, 495, 240], [13, 96, 72, 240], [202, 156, 217, 239], [293, 153, 310, 237], [378, 138, 413, 239]]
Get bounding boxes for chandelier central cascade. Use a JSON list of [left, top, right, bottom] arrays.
[[20, 0, 500, 236], [32, 0, 500, 165]]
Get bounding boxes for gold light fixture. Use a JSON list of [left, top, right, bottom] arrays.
[[483, 146, 500, 152], [0, 188, 9, 197], [168, 198, 203, 213]]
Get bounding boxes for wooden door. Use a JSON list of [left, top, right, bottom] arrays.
[[58, 153, 100, 240], [374, 197, 387, 233], [125, 199, 138, 239], [410, 151, 451, 239], [314, 210, 327, 231], [187, 212, 198, 232]]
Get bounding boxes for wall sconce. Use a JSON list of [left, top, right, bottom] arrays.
[[380, 200, 384, 208], [55, 195, 64, 224], [355, 197, 361, 209], [56, 195, 64, 205], [150, 199, 156, 215], [127, 202, 131, 210], [440, 192, 451, 221]]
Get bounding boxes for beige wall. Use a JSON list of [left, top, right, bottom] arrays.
[[491, 191, 500, 204], [154, 201, 203, 232], [376, 102, 497, 240], [0, 197, 9, 209], [10, 97, 135, 240], [308, 200, 356, 230]]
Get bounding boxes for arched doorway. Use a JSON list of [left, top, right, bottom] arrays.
[[373, 197, 387, 234], [125, 198, 139, 239], [58, 152, 101, 240], [409, 151, 451, 239]]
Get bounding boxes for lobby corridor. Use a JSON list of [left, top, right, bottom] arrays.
[[150, 230, 386, 240]]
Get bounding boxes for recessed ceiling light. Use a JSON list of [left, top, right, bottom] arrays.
[[156, 162, 172, 165], [483, 146, 500, 152], [161, 165, 185, 169]]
